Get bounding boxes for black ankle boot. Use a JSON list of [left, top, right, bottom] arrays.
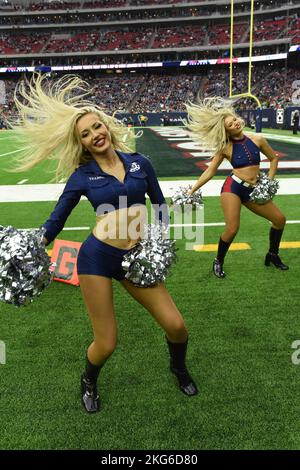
[[265, 252, 289, 270], [213, 237, 232, 278], [166, 337, 198, 396], [81, 374, 100, 413], [213, 258, 226, 278], [266, 227, 288, 270], [81, 356, 102, 413]]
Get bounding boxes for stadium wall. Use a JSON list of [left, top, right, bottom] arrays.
[[118, 109, 300, 130]]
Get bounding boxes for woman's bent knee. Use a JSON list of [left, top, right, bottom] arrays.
[[89, 339, 117, 362], [223, 226, 239, 240], [277, 214, 286, 229], [167, 320, 188, 342]]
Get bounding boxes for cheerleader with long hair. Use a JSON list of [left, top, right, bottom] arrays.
[[185, 97, 288, 278], [10, 73, 198, 413]]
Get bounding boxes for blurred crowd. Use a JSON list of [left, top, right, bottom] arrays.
[[0, 17, 299, 56], [0, 0, 298, 122], [0, 64, 298, 123], [1, 0, 295, 11]]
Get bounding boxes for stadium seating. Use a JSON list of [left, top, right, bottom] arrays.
[[0, 0, 298, 117]]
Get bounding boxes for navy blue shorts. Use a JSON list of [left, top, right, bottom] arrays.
[[77, 233, 130, 280], [221, 175, 253, 203]]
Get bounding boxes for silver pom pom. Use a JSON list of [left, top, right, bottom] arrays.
[[249, 173, 279, 205], [170, 185, 204, 212], [121, 223, 177, 287], [0, 226, 54, 307]]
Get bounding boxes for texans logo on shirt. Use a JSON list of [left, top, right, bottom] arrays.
[[129, 162, 141, 172]]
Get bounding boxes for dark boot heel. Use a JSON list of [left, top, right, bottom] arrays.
[[265, 252, 289, 270], [213, 258, 226, 278], [166, 337, 198, 397], [170, 366, 198, 396], [81, 355, 103, 413], [268, 227, 289, 269], [81, 374, 100, 413]]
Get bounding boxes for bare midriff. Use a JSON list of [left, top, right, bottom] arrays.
[[92, 204, 147, 250], [232, 165, 260, 185]]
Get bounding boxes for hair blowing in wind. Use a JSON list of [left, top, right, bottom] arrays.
[[9, 73, 133, 181], [185, 96, 241, 154]]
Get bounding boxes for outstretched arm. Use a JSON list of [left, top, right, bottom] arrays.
[[189, 152, 224, 195], [42, 170, 85, 245]]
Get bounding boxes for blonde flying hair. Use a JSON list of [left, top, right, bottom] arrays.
[[185, 96, 244, 154], [9, 73, 134, 181]]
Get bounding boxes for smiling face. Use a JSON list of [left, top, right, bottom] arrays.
[[76, 112, 113, 158], [224, 114, 244, 138]]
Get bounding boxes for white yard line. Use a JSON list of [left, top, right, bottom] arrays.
[[246, 130, 300, 144], [0, 178, 299, 202], [0, 147, 32, 157], [22, 226, 91, 231], [17, 179, 28, 185], [19, 220, 300, 232]]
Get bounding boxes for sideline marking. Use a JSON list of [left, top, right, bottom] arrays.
[[193, 243, 251, 252], [280, 241, 300, 248]]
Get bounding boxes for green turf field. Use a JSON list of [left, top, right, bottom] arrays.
[[0, 196, 300, 450], [1, 127, 300, 184], [136, 127, 300, 177], [0, 129, 300, 450]]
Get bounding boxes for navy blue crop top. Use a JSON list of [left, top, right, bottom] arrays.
[[230, 135, 261, 169], [43, 151, 168, 244]]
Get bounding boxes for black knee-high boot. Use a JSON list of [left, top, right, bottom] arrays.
[[265, 227, 289, 270], [166, 337, 198, 396], [213, 237, 232, 278], [81, 356, 103, 413]]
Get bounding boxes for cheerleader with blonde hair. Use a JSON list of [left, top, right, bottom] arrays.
[[11, 73, 133, 180], [185, 97, 288, 278], [10, 73, 198, 413]]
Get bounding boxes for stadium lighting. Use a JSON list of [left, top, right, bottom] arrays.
[[0, 53, 288, 74]]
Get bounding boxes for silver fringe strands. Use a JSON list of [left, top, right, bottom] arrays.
[[0, 226, 54, 307], [249, 172, 279, 205], [122, 223, 177, 287], [170, 185, 203, 211]]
